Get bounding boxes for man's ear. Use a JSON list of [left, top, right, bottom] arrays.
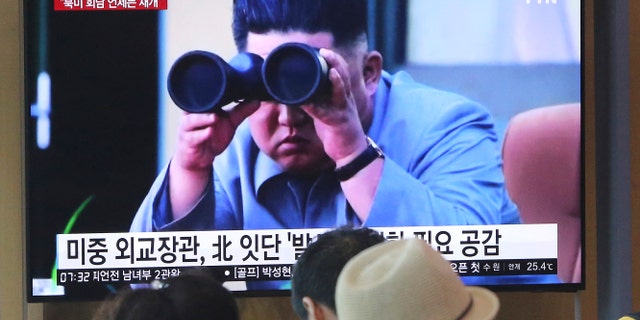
[[302, 296, 323, 320], [362, 50, 383, 96]]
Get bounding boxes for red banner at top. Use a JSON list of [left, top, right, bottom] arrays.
[[54, 0, 167, 11]]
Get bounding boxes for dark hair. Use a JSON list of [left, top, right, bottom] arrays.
[[232, 0, 368, 52], [290, 226, 386, 319], [93, 270, 239, 320]]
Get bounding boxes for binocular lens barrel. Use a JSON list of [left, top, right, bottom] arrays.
[[167, 51, 267, 113], [167, 51, 230, 113], [263, 43, 329, 105], [167, 43, 329, 113]]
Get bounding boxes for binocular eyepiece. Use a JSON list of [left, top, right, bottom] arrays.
[[167, 43, 330, 113]]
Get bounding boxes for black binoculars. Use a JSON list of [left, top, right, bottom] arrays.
[[167, 42, 330, 113]]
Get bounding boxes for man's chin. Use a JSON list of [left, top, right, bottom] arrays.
[[277, 156, 333, 176]]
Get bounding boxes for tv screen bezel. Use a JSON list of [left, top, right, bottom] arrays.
[[23, 0, 586, 303]]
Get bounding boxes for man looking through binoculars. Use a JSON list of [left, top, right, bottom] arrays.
[[131, 0, 518, 237]]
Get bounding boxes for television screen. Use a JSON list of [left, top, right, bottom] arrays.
[[25, 0, 584, 302]]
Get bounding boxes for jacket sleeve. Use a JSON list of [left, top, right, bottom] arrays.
[[130, 165, 239, 232], [365, 96, 519, 227]]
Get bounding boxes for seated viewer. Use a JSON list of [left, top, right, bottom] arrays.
[[291, 226, 386, 320], [336, 238, 500, 320], [92, 269, 239, 320]]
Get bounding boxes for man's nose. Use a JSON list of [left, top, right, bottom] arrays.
[[278, 104, 310, 127]]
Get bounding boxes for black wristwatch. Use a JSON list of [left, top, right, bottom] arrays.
[[334, 136, 385, 181]]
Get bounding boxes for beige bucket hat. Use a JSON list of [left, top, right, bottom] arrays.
[[335, 238, 500, 320]]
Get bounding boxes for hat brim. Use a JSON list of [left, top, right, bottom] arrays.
[[462, 287, 500, 320]]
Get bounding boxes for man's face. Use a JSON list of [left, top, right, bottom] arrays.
[[246, 31, 369, 174]]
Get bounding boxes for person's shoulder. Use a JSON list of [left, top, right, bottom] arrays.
[[382, 70, 492, 126], [385, 70, 474, 106]]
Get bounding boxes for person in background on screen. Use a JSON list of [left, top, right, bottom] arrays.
[[131, 0, 518, 232], [92, 269, 239, 320], [290, 226, 386, 320], [335, 238, 500, 320]]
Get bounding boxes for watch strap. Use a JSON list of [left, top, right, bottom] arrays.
[[334, 137, 384, 181]]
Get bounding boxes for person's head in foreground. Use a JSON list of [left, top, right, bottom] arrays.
[[291, 226, 387, 320], [619, 312, 640, 320], [335, 238, 500, 320], [92, 269, 239, 320]]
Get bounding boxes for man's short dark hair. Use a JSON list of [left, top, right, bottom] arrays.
[[93, 269, 239, 320], [290, 226, 386, 319], [232, 0, 368, 52]]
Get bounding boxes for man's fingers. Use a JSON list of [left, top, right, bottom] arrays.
[[181, 113, 216, 131], [228, 100, 261, 127], [319, 48, 351, 89], [328, 68, 348, 105]]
